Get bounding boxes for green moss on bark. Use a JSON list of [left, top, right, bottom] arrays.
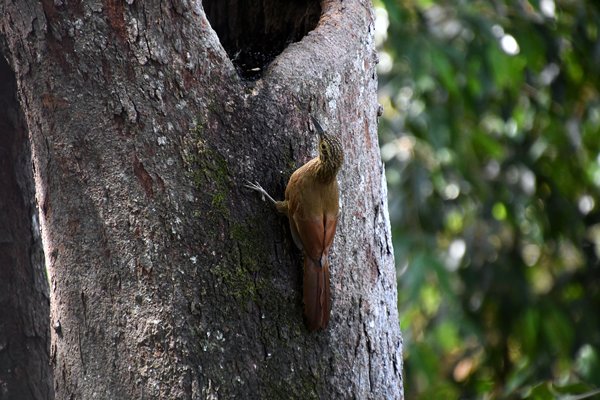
[[184, 121, 232, 220]]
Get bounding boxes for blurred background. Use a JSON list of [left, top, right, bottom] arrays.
[[374, 1, 600, 398]]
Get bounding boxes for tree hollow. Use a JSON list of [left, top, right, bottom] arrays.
[[202, 0, 321, 80]]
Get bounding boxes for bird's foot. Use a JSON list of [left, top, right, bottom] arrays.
[[244, 180, 276, 204]]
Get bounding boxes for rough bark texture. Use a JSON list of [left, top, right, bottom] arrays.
[[0, 56, 52, 399], [0, 0, 403, 398]]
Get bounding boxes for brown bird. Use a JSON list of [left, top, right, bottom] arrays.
[[246, 116, 344, 331]]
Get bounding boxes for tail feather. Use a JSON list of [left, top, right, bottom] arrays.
[[303, 256, 331, 331]]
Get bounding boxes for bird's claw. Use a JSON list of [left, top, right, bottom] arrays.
[[244, 180, 261, 191], [244, 180, 267, 202], [244, 180, 277, 204]]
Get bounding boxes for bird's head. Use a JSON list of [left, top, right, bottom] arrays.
[[311, 116, 344, 169]]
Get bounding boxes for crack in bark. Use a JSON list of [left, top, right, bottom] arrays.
[[77, 325, 85, 375], [362, 320, 374, 392]]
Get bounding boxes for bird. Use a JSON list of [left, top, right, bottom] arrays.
[[246, 116, 344, 331]]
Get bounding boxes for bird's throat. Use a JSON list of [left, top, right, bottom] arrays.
[[315, 157, 341, 183]]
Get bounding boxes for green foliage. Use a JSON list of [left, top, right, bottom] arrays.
[[376, 0, 600, 398]]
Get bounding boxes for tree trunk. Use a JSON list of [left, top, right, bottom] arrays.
[[0, 0, 403, 399]]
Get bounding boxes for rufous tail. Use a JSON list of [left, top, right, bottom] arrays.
[[303, 255, 331, 331]]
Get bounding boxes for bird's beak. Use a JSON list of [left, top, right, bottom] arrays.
[[311, 116, 325, 139]]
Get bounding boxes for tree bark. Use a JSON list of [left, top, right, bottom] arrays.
[[0, 0, 403, 398]]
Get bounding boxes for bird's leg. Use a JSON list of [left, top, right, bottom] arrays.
[[244, 180, 277, 204]]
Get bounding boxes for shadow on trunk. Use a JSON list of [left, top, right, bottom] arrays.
[[0, 54, 53, 400]]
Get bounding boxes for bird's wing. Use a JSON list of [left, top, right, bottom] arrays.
[[292, 213, 338, 264]]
